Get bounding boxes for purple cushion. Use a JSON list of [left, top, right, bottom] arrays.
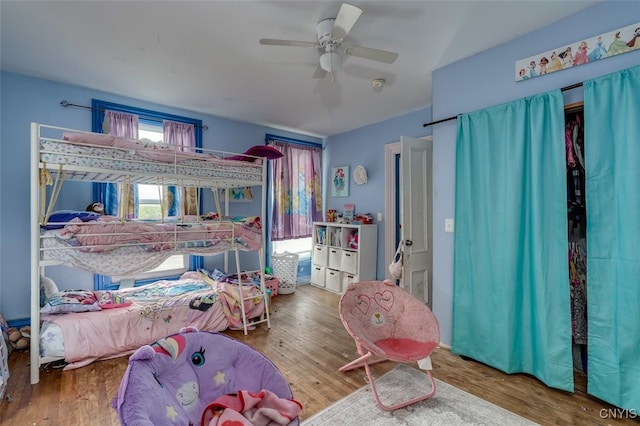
[[111, 329, 296, 425], [227, 145, 283, 162]]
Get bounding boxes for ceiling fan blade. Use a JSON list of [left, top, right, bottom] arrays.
[[313, 64, 328, 79], [259, 38, 319, 48], [331, 3, 362, 39], [343, 45, 399, 64]]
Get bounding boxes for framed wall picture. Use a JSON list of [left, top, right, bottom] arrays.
[[331, 166, 349, 197], [221, 187, 253, 202]]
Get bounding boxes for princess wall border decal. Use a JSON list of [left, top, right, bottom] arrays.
[[515, 22, 639, 81]]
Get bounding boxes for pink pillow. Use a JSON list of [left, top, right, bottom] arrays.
[[175, 150, 212, 162], [226, 145, 283, 162], [62, 132, 116, 147], [113, 138, 187, 163], [95, 290, 132, 309], [40, 290, 102, 314]]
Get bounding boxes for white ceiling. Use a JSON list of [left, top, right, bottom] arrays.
[[1, 1, 601, 138]]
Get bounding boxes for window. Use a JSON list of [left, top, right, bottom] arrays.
[[267, 135, 322, 284], [112, 123, 187, 284], [271, 238, 312, 257], [137, 124, 164, 219], [91, 99, 204, 289]]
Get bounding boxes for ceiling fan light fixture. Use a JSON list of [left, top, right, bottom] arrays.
[[320, 51, 341, 72]]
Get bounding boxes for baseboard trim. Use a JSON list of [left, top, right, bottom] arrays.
[[6, 317, 30, 329]]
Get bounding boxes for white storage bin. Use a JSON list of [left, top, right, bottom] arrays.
[[325, 269, 342, 293], [313, 245, 328, 267], [341, 250, 358, 275], [271, 252, 299, 295], [328, 248, 342, 270], [311, 265, 326, 287], [342, 272, 358, 291]]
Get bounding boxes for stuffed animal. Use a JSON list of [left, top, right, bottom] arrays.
[[86, 202, 105, 215], [348, 231, 359, 249], [7, 326, 30, 350]]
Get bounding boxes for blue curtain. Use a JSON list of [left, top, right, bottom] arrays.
[[452, 90, 574, 391], [584, 65, 640, 411]]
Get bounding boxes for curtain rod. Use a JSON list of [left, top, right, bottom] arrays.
[[59, 100, 209, 130], [422, 82, 584, 128]]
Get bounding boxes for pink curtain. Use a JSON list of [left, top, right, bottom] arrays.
[[105, 110, 139, 138], [163, 120, 195, 152], [270, 141, 322, 241]]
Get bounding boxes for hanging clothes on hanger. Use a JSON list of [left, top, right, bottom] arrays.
[[566, 111, 586, 240], [569, 239, 587, 346]]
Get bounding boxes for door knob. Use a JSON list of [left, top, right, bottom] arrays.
[[405, 240, 413, 246]]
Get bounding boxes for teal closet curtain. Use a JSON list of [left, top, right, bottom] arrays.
[[452, 90, 574, 391], [584, 65, 640, 411]]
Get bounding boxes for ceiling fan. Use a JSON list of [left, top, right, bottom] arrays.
[[259, 3, 399, 79]]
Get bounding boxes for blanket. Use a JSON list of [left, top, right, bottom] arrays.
[[56, 216, 261, 252], [199, 274, 265, 329], [201, 389, 302, 426], [41, 278, 229, 369]]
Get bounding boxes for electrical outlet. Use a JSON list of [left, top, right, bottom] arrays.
[[377, 213, 383, 222]]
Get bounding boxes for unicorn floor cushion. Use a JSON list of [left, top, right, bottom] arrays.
[[112, 328, 301, 425]]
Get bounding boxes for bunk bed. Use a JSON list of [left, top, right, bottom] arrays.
[[29, 123, 271, 384]]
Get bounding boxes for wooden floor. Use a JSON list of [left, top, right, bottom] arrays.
[[1, 284, 637, 425]]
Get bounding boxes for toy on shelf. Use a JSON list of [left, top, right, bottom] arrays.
[[348, 230, 359, 249]]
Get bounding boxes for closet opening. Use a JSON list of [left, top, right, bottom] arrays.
[[565, 102, 587, 377]]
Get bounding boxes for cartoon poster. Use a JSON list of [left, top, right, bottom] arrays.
[[515, 22, 640, 81], [331, 166, 349, 197], [221, 187, 253, 202]]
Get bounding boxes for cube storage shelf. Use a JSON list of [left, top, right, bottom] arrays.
[[311, 222, 377, 293]]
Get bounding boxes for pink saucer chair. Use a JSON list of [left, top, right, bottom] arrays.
[[339, 280, 440, 411]]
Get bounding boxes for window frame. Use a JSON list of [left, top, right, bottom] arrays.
[[264, 134, 322, 268], [91, 99, 204, 289]]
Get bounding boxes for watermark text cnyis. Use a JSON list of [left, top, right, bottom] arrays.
[[599, 408, 637, 419]]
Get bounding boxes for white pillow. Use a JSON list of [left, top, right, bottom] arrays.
[[41, 275, 59, 300]]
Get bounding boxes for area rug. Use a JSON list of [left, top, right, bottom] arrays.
[[302, 364, 539, 425]]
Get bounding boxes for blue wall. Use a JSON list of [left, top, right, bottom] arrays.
[[324, 107, 432, 280], [1, 2, 638, 344], [0, 72, 322, 321], [429, 2, 639, 346], [324, 1, 639, 346]]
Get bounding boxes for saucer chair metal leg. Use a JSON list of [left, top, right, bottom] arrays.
[[363, 360, 436, 412], [339, 341, 387, 372]]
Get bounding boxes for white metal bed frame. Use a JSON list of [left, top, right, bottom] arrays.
[[29, 122, 271, 384]]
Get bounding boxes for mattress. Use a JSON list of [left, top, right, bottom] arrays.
[[41, 215, 263, 275], [39, 137, 263, 186], [39, 275, 265, 369]]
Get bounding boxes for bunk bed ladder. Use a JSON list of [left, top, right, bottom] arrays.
[[233, 248, 271, 335]]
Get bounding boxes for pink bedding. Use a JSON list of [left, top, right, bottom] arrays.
[[53, 215, 263, 253], [63, 132, 214, 163], [41, 277, 265, 369]]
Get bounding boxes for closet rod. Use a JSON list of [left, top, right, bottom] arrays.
[[422, 82, 584, 128], [59, 100, 209, 130]]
